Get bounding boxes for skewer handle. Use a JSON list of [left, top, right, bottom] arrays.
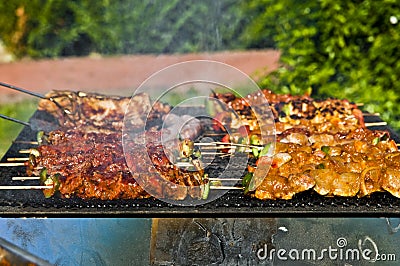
[[7, 158, 29, 162], [12, 176, 40, 181], [19, 149, 34, 154], [0, 185, 50, 190], [362, 113, 380, 116], [14, 141, 39, 145], [0, 114, 30, 127], [209, 178, 242, 181], [210, 186, 242, 190], [0, 81, 45, 99], [365, 122, 388, 127], [0, 162, 26, 167]]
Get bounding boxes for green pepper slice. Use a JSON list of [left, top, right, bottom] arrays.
[[242, 172, 253, 194], [43, 174, 61, 198], [321, 146, 330, 155]]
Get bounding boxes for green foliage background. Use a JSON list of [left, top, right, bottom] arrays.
[[0, 0, 399, 132], [242, 0, 400, 132], [0, 0, 248, 57], [0, 100, 37, 159]]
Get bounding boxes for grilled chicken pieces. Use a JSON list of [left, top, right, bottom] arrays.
[[255, 128, 400, 200]]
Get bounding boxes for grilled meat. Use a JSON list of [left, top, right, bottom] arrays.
[[27, 129, 206, 200], [23, 89, 399, 202], [210, 89, 364, 134], [254, 128, 400, 200], [38, 90, 171, 132]]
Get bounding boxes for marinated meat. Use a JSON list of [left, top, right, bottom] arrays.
[[27, 129, 206, 200], [38, 90, 171, 132], [211, 89, 364, 135], [254, 128, 400, 200]]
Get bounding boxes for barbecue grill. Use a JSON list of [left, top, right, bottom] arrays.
[[1, 108, 399, 218], [0, 237, 52, 265]]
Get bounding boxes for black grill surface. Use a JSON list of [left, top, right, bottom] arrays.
[[0, 111, 400, 217]]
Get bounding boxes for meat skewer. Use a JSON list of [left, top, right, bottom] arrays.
[[3, 85, 400, 203], [251, 128, 400, 200], [21, 129, 210, 200], [209, 89, 366, 135]]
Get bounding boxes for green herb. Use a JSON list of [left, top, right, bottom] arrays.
[[37, 131, 45, 145], [252, 147, 259, 158], [242, 172, 253, 194], [321, 146, 330, 155], [259, 143, 272, 157], [39, 168, 47, 183], [43, 173, 61, 198], [282, 103, 292, 117], [202, 182, 210, 200], [250, 135, 261, 145]]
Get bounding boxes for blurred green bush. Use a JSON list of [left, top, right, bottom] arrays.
[[241, 0, 400, 132], [0, 0, 248, 57], [0, 100, 37, 159]]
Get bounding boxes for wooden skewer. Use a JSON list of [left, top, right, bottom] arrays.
[[11, 174, 242, 183], [19, 149, 33, 154], [197, 146, 252, 154], [197, 146, 234, 150], [7, 158, 29, 162], [202, 133, 227, 136], [0, 162, 26, 167], [365, 122, 387, 127], [13, 140, 39, 145], [175, 162, 195, 167], [12, 176, 40, 181], [209, 178, 242, 181], [210, 186, 242, 190], [199, 152, 228, 155], [356, 103, 364, 107], [195, 142, 221, 146], [0, 185, 51, 190], [362, 113, 380, 116], [206, 142, 262, 149]]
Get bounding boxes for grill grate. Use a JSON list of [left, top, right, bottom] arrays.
[[0, 110, 400, 217]]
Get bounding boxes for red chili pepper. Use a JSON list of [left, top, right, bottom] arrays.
[[221, 134, 230, 143]]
